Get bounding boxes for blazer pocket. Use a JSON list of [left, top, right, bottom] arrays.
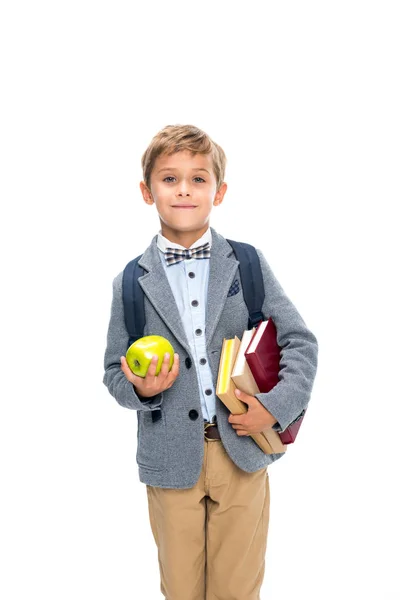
[[136, 409, 167, 471], [224, 284, 246, 309], [227, 279, 240, 297]]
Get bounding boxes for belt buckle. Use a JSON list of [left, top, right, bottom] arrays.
[[204, 421, 218, 441]]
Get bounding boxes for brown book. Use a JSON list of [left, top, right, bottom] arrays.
[[216, 336, 276, 455], [231, 329, 287, 454]]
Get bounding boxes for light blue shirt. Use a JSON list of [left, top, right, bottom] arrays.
[[157, 228, 215, 423]]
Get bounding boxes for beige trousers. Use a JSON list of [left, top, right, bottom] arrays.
[[146, 437, 270, 600]]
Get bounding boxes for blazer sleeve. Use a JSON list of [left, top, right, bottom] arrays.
[[103, 272, 164, 411], [253, 249, 319, 432]]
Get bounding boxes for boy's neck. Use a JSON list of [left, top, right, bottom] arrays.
[[160, 225, 210, 249]]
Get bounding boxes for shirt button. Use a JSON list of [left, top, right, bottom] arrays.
[[205, 389, 212, 396], [200, 358, 207, 365], [195, 328, 202, 336], [191, 299, 199, 307], [188, 272, 195, 278]]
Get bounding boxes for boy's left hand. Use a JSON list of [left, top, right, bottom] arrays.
[[228, 389, 277, 436]]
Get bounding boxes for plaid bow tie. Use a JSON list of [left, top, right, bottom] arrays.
[[164, 242, 211, 266]]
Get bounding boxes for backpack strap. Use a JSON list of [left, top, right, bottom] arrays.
[[226, 239, 265, 329], [122, 255, 162, 423], [122, 254, 146, 348]]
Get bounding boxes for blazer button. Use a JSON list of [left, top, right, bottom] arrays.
[[189, 409, 199, 420], [185, 357, 192, 369]]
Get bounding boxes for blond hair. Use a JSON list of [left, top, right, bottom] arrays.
[[141, 124, 226, 190]]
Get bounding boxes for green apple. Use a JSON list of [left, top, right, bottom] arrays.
[[126, 335, 175, 377]]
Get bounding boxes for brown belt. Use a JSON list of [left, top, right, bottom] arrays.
[[204, 419, 221, 441]]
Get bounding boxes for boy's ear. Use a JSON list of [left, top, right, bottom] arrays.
[[140, 181, 154, 205], [213, 182, 227, 207]]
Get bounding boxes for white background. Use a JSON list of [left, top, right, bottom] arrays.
[[1, 1, 399, 598]]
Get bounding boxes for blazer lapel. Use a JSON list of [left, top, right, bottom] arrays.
[[205, 228, 239, 348], [138, 237, 192, 356]]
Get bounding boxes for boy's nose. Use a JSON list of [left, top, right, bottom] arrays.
[[176, 179, 192, 195]]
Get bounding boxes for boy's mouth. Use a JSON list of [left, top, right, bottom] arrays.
[[172, 205, 196, 209]]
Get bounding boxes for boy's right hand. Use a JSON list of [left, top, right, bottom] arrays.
[[120, 352, 180, 398]]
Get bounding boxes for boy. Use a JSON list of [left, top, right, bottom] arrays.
[[103, 124, 318, 600]]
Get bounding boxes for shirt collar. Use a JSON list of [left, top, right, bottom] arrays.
[[157, 227, 212, 254]]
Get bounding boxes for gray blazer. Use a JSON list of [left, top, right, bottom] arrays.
[[103, 227, 318, 489]]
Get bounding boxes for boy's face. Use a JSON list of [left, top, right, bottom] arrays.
[[140, 150, 227, 246]]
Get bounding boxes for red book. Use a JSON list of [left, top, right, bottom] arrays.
[[244, 319, 280, 393], [244, 319, 305, 444], [278, 411, 305, 444]]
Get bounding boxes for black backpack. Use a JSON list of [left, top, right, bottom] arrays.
[[122, 239, 265, 423]]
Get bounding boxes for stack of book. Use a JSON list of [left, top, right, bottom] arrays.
[[216, 319, 306, 454]]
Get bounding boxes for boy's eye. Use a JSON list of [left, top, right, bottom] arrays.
[[162, 176, 206, 183]]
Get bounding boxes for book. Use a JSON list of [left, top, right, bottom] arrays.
[[231, 328, 259, 395], [216, 335, 286, 455], [279, 409, 306, 444], [245, 318, 306, 444], [244, 319, 280, 393], [231, 328, 287, 454]]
